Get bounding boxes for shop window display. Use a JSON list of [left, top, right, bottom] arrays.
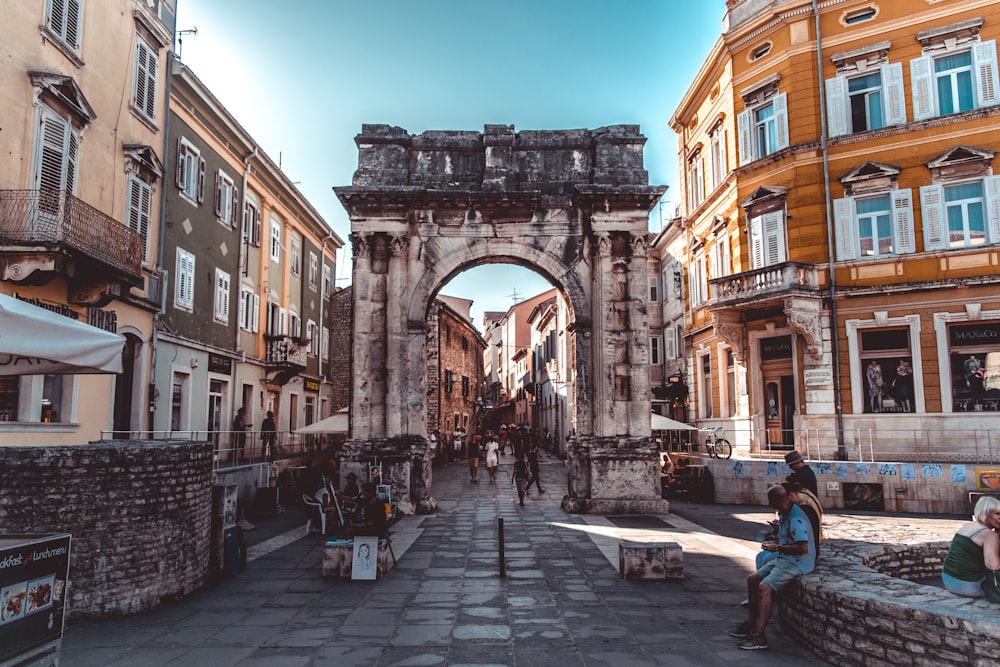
[[860, 328, 914, 413], [949, 323, 1000, 412]]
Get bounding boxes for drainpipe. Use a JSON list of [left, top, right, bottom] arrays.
[[813, 0, 847, 460]]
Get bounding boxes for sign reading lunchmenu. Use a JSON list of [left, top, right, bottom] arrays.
[[0, 534, 71, 665]]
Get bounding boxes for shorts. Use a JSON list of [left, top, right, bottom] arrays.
[[942, 571, 985, 598], [757, 556, 803, 593]]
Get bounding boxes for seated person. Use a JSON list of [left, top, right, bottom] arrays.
[[942, 495, 1000, 600], [351, 482, 388, 538]]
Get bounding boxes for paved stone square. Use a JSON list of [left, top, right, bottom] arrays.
[[59, 456, 965, 666]]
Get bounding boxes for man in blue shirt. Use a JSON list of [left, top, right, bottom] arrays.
[[730, 484, 815, 650]]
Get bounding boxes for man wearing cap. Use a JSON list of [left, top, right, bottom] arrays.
[[784, 450, 817, 495]]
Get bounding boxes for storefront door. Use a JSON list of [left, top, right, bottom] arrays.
[[763, 372, 795, 448]]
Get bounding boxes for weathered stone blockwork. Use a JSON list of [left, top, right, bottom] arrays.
[[0, 441, 213, 619], [780, 539, 1000, 666]]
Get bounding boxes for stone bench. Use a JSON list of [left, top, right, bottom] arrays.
[[618, 540, 683, 580], [779, 540, 1000, 666], [322, 538, 392, 579]]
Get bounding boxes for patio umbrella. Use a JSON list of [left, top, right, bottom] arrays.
[[0, 293, 125, 375], [651, 412, 697, 431], [295, 407, 348, 434]]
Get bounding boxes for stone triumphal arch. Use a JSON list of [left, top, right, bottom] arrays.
[[335, 124, 667, 514]]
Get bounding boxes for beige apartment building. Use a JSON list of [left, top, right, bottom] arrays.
[[0, 0, 176, 443], [663, 0, 1000, 460]]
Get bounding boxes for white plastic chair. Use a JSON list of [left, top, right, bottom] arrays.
[[302, 493, 326, 535]]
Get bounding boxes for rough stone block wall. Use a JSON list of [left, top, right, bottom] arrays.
[[0, 441, 213, 619], [328, 286, 353, 410], [780, 540, 1000, 667]]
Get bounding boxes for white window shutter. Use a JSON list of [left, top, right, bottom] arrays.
[[882, 62, 907, 126], [737, 109, 752, 166], [833, 196, 858, 261], [772, 93, 789, 151], [252, 294, 260, 332], [238, 289, 247, 330], [911, 56, 935, 120], [66, 0, 81, 49], [825, 76, 848, 138], [749, 215, 764, 269], [973, 40, 1000, 108], [919, 184, 946, 250], [762, 211, 786, 265], [215, 270, 230, 323], [665, 327, 677, 360], [891, 189, 915, 254], [984, 175, 1000, 243]]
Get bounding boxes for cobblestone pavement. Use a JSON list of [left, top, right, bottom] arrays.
[[59, 456, 966, 666]]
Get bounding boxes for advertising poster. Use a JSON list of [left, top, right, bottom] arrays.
[[0, 534, 71, 665], [975, 467, 1000, 491]]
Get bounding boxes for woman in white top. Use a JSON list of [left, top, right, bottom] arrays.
[[485, 433, 500, 482]]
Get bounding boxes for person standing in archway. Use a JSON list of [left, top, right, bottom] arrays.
[[261, 411, 276, 458]]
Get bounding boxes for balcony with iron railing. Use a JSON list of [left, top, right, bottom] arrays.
[[707, 261, 821, 311], [265, 336, 307, 385], [0, 189, 144, 285]]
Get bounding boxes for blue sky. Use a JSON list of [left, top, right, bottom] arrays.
[[175, 0, 722, 329]]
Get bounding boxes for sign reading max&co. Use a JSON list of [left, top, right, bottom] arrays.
[[950, 323, 1000, 347]]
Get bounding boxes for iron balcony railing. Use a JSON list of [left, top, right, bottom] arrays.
[[265, 336, 308, 368], [0, 189, 144, 282], [708, 261, 820, 307]]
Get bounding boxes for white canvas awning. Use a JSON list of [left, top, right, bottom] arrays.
[[295, 407, 348, 434], [651, 412, 697, 431], [0, 293, 125, 375]]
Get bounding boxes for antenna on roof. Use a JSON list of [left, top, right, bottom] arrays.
[[508, 288, 522, 304]]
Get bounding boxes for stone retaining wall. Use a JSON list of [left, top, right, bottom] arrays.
[[779, 539, 1000, 666], [0, 441, 213, 619], [704, 458, 985, 515]]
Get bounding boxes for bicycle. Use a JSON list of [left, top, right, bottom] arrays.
[[703, 427, 732, 459]]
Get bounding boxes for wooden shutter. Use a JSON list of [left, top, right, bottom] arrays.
[[737, 109, 752, 165], [134, 37, 157, 118], [833, 196, 858, 261], [919, 184, 946, 250], [230, 187, 239, 226], [891, 189, 914, 254], [175, 138, 185, 187], [665, 327, 677, 360], [214, 172, 223, 218], [762, 211, 785, 265], [196, 158, 206, 203], [749, 214, 764, 269], [882, 63, 907, 126], [984, 175, 1000, 244], [252, 294, 260, 332], [825, 75, 848, 138], [973, 40, 999, 108], [772, 93, 789, 151], [36, 109, 68, 191], [127, 176, 152, 263], [176, 250, 194, 308], [215, 270, 230, 323], [910, 55, 935, 120], [238, 289, 247, 330]]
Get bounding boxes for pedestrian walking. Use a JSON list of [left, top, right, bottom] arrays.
[[485, 433, 500, 481], [467, 432, 482, 482], [527, 443, 545, 494], [512, 457, 530, 506], [261, 410, 276, 457]]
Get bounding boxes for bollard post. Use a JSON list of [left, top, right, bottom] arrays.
[[498, 517, 505, 577]]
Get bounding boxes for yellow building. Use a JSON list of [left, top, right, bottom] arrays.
[[0, 1, 174, 443], [668, 0, 1000, 459]]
